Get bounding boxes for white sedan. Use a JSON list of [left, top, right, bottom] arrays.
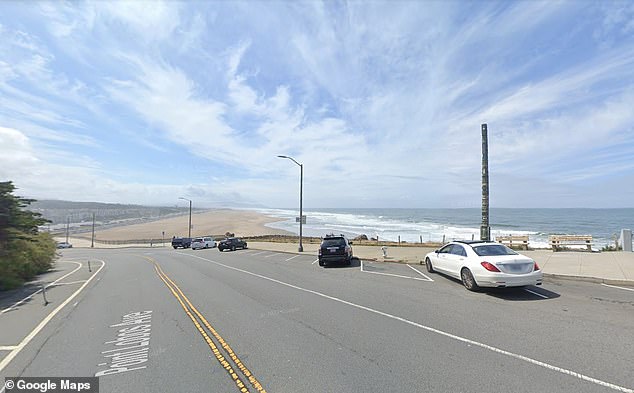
[[423, 241, 542, 291], [191, 237, 216, 250], [56, 241, 73, 249]]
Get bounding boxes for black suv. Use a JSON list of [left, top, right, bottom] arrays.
[[171, 237, 192, 249], [318, 234, 353, 266], [218, 237, 248, 251]]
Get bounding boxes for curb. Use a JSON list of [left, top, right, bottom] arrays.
[[543, 273, 634, 287]]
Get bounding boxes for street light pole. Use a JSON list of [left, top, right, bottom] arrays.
[[179, 197, 192, 238], [278, 155, 304, 252]]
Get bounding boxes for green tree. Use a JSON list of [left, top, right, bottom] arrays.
[[0, 181, 56, 290]]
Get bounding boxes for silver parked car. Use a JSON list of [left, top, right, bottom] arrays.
[[56, 241, 73, 249], [191, 236, 216, 250]]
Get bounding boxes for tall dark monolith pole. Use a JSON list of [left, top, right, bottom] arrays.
[[480, 123, 491, 241]]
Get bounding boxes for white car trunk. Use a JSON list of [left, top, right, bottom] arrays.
[[486, 256, 534, 275]]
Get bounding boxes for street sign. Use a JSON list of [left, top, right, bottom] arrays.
[[295, 216, 306, 224]]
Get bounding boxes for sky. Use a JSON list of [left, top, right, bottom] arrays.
[[1, 1, 634, 209]]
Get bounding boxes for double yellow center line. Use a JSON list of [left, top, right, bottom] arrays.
[[144, 256, 266, 393]]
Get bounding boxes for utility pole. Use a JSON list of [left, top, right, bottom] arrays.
[[299, 162, 303, 252], [188, 199, 192, 238], [480, 123, 491, 241], [91, 212, 95, 248], [179, 197, 192, 238], [66, 216, 70, 244]]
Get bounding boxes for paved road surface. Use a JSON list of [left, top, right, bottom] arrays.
[[1, 248, 633, 392]]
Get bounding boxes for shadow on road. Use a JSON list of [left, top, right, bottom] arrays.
[[484, 286, 560, 301], [430, 274, 560, 301], [0, 282, 42, 312], [322, 257, 361, 269]]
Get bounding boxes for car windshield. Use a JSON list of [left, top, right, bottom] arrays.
[[193, 238, 203, 242], [472, 244, 518, 256]]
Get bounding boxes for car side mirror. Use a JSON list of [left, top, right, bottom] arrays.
[[349, 241, 353, 245]]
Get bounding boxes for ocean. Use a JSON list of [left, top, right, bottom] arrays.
[[256, 208, 634, 249]]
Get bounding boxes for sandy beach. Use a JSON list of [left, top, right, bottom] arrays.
[[88, 209, 292, 241]]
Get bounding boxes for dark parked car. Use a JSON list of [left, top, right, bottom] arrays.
[[218, 237, 247, 251], [318, 234, 353, 266], [171, 237, 192, 249]]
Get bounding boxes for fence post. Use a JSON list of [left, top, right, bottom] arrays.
[[42, 284, 49, 305]]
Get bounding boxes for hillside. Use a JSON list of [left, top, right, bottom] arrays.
[[30, 200, 204, 234]]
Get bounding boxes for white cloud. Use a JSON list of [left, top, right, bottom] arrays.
[[99, 1, 181, 42], [0, 127, 40, 177]]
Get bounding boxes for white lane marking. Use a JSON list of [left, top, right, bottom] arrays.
[[0, 260, 106, 374], [360, 261, 432, 282], [264, 253, 281, 258], [0, 346, 19, 350], [1, 261, 82, 314], [49, 280, 88, 287], [601, 283, 634, 293], [251, 251, 268, 256], [524, 288, 549, 299], [407, 264, 434, 282], [180, 252, 633, 393], [312, 259, 319, 265], [285, 255, 300, 262]]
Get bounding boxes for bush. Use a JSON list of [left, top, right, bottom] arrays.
[[0, 181, 57, 291]]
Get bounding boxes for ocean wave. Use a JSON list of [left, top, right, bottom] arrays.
[[256, 208, 619, 248]]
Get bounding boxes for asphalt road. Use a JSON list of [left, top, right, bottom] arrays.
[[1, 247, 633, 393]]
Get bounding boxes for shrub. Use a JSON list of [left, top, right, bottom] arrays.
[[0, 182, 57, 291]]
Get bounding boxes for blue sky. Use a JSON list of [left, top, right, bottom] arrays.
[[1, 1, 634, 209]]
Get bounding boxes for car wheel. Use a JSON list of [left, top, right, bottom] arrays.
[[346, 256, 352, 266], [461, 268, 480, 292], [318, 260, 324, 266], [231, 246, 236, 251], [425, 257, 434, 273]]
